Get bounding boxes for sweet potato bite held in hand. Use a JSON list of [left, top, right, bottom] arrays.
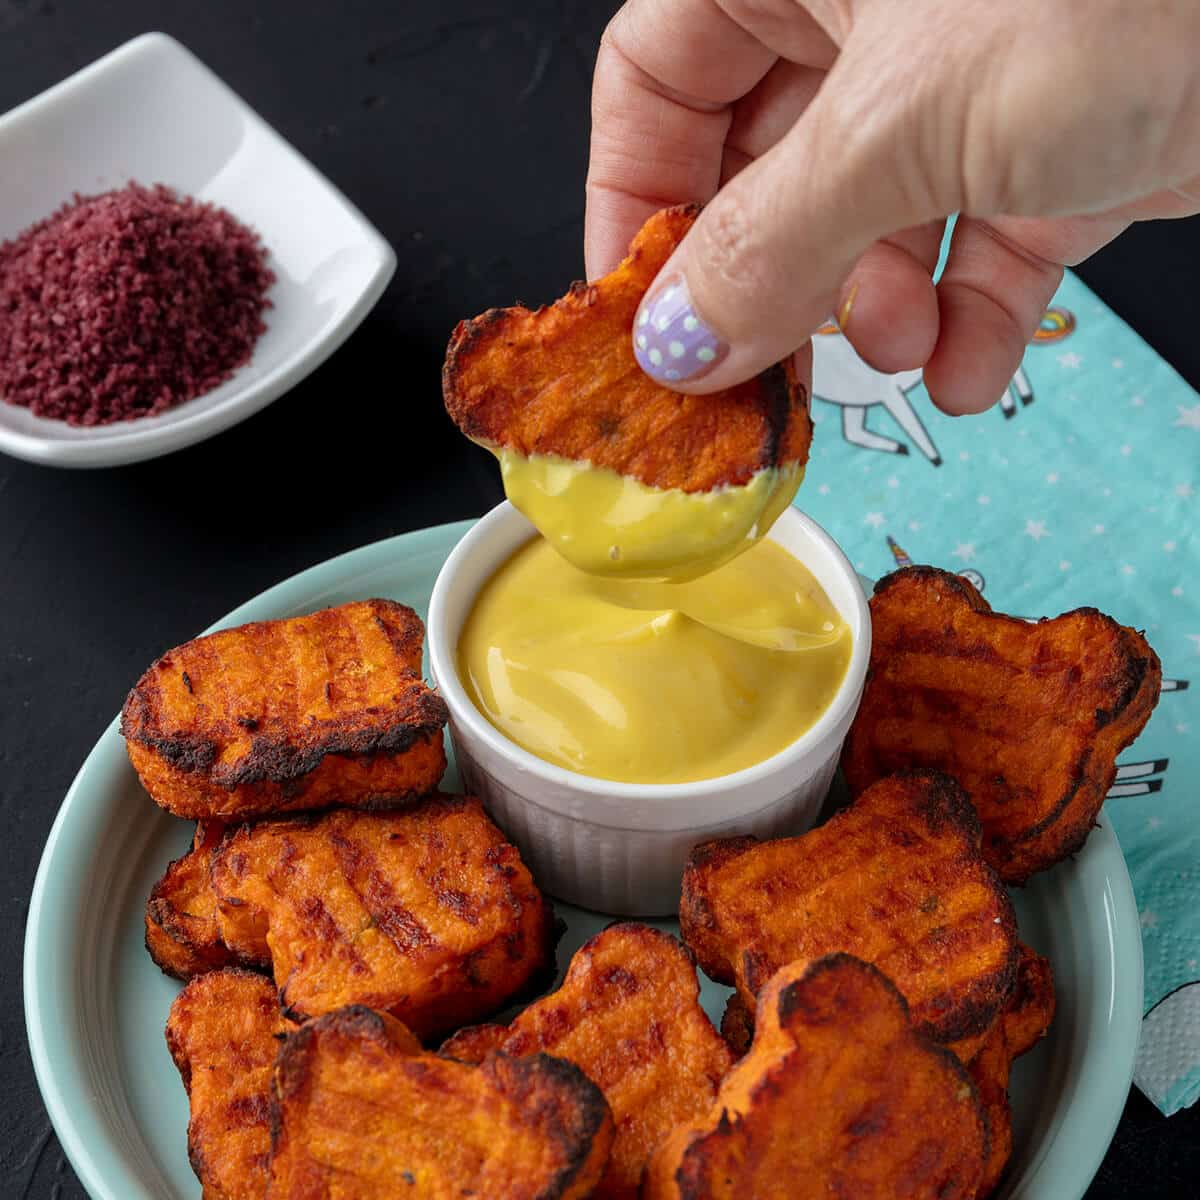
[[210, 794, 556, 1038], [269, 1007, 613, 1200], [441, 923, 732, 1199], [680, 770, 1019, 1051], [642, 954, 987, 1200], [442, 206, 813, 578], [842, 566, 1161, 882], [122, 599, 448, 821]]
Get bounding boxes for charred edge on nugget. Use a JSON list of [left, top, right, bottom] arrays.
[[871, 566, 989, 606], [895, 769, 984, 842], [720, 993, 755, 1058], [122, 693, 447, 787], [685, 836, 760, 875], [269, 1006, 390, 1154], [757, 362, 795, 470], [901, 774, 1020, 1043], [930, 948, 1021, 1047], [595, 921, 700, 969], [493, 1052, 614, 1200], [145, 901, 208, 981], [1092, 627, 1155, 728], [506, 904, 566, 1009], [442, 306, 513, 442], [119, 598, 447, 785], [772, 954, 991, 1163], [872, 569, 1156, 733]]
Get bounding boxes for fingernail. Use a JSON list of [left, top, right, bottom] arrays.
[[836, 282, 859, 332], [632, 274, 728, 383]]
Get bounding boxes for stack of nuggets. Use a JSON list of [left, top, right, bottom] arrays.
[[127, 208, 1164, 1196], [681, 771, 1019, 1058], [127, 599, 579, 1197]]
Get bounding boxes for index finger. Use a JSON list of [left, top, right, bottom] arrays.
[[585, 0, 776, 278]]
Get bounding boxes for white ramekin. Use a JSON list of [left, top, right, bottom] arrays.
[[428, 501, 871, 916]]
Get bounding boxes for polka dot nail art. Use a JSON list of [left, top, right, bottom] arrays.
[[633, 275, 728, 383]]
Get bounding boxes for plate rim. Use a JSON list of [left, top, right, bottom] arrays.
[[23, 518, 1144, 1198]]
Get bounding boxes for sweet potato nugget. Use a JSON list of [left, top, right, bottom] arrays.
[[269, 1006, 613, 1199], [967, 945, 1056, 1197], [122, 599, 448, 821], [1003, 943, 1056, 1058], [165, 968, 299, 1200], [842, 567, 1161, 882], [441, 923, 732, 1198], [680, 770, 1019, 1048], [210, 794, 556, 1039], [443, 205, 812, 493], [146, 821, 243, 979], [642, 954, 987, 1200]]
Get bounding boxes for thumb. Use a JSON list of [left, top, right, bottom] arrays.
[[632, 38, 942, 393]]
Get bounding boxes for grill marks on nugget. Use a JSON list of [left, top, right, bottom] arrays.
[[121, 600, 448, 820], [680, 772, 1018, 1048], [642, 955, 987, 1200], [442, 205, 812, 493], [441, 924, 732, 1199], [165, 970, 294, 1200], [210, 797, 555, 1038], [842, 567, 1161, 882], [269, 1007, 613, 1200]]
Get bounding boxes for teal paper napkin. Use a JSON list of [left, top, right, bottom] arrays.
[[798, 270, 1199, 1115]]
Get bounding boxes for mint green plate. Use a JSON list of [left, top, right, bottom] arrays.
[[24, 520, 1143, 1199]]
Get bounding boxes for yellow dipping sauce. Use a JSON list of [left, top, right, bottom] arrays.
[[494, 449, 803, 581], [458, 536, 852, 784]]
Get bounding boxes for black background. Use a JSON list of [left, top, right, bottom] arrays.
[[2, 2, 1198, 1195]]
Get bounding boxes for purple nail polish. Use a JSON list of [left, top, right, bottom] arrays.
[[632, 275, 728, 383]]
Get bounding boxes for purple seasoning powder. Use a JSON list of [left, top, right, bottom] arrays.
[[0, 183, 275, 426]]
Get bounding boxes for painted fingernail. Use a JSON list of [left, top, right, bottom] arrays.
[[632, 275, 728, 383]]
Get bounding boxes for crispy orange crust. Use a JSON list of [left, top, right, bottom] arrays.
[[967, 1022, 1014, 1200], [642, 954, 987, 1200], [268, 1007, 613, 1199], [146, 822, 243, 980], [440, 924, 732, 1199], [720, 984, 997, 1064], [165, 969, 295, 1200], [966, 945, 1056, 1197], [842, 567, 1161, 882], [210, 795, 557, 1038], [442, 205, 812, 492], [439, 1021, 511, 1062], [121, 599, 448, 821], [1004, 943, 1056, 1058], [680, 771, 1019, 1046]]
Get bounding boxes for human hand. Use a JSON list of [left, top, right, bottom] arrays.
[[585, 0, 1200, 413]]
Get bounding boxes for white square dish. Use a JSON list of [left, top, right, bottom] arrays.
[[0, 32, 395, 468]]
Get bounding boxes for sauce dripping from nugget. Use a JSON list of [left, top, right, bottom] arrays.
[[444, 204, 812, 581]]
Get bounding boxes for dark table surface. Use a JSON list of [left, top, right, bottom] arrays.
[[2, 3, 1198, 1196]]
